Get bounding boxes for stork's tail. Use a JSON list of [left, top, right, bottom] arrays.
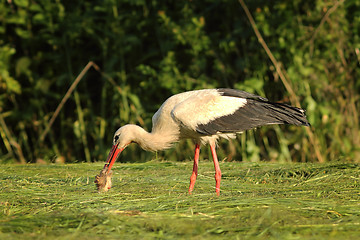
[[263, 102, 310, 127]]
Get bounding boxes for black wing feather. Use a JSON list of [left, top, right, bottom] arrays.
[[196, 89, 310, 135]]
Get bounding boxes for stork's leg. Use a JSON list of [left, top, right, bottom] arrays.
[[188, 143, 200, 194], [210, 143, 221, 196]]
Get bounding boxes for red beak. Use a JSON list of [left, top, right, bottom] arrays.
[[103, 143, 123, 170]]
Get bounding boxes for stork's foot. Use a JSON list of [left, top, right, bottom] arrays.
[[188, 173, 197, 194], [215, 171, 221, 196], [210, 143, 221, 196], [188, 143, 200, 194], [95, 168, 113, 193]]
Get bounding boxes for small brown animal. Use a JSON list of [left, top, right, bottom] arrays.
[[94, 168, 113, 192]]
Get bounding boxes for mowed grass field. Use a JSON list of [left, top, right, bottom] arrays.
[[0, 161, 359, 239]]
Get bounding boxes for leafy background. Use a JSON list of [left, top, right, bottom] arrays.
[[0, 0, 359, 164]]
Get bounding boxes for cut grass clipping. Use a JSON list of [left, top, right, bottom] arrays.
[[0, 161, 359, 239]]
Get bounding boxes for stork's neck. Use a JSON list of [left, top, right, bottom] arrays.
[[131, 125, 178, 151]]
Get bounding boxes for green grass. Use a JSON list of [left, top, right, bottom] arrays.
[[0, 161, 359, 239]]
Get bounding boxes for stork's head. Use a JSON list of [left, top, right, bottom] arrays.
[[104, 124, 138, 170]]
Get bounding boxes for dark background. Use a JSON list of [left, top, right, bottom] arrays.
[[0, 0, 359, 163]]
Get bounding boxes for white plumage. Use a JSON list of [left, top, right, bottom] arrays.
[[101, 88, 310, 195]]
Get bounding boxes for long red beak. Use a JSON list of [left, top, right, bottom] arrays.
[[103, 143, 123, 170]]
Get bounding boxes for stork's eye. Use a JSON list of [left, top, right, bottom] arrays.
[[114, 135, 119, 143]]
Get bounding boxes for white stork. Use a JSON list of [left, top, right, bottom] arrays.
[[96, 88, 310, 195]]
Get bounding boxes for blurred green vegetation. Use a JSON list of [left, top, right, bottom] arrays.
[[0, 0, 359, 164]]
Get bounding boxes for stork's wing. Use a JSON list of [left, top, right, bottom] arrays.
[[171, 89, 309, 135]]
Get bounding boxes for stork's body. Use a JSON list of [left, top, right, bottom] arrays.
[[102, 89, 310, 195]]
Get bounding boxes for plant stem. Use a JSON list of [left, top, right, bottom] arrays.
[[238, 0, 325, 163]]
